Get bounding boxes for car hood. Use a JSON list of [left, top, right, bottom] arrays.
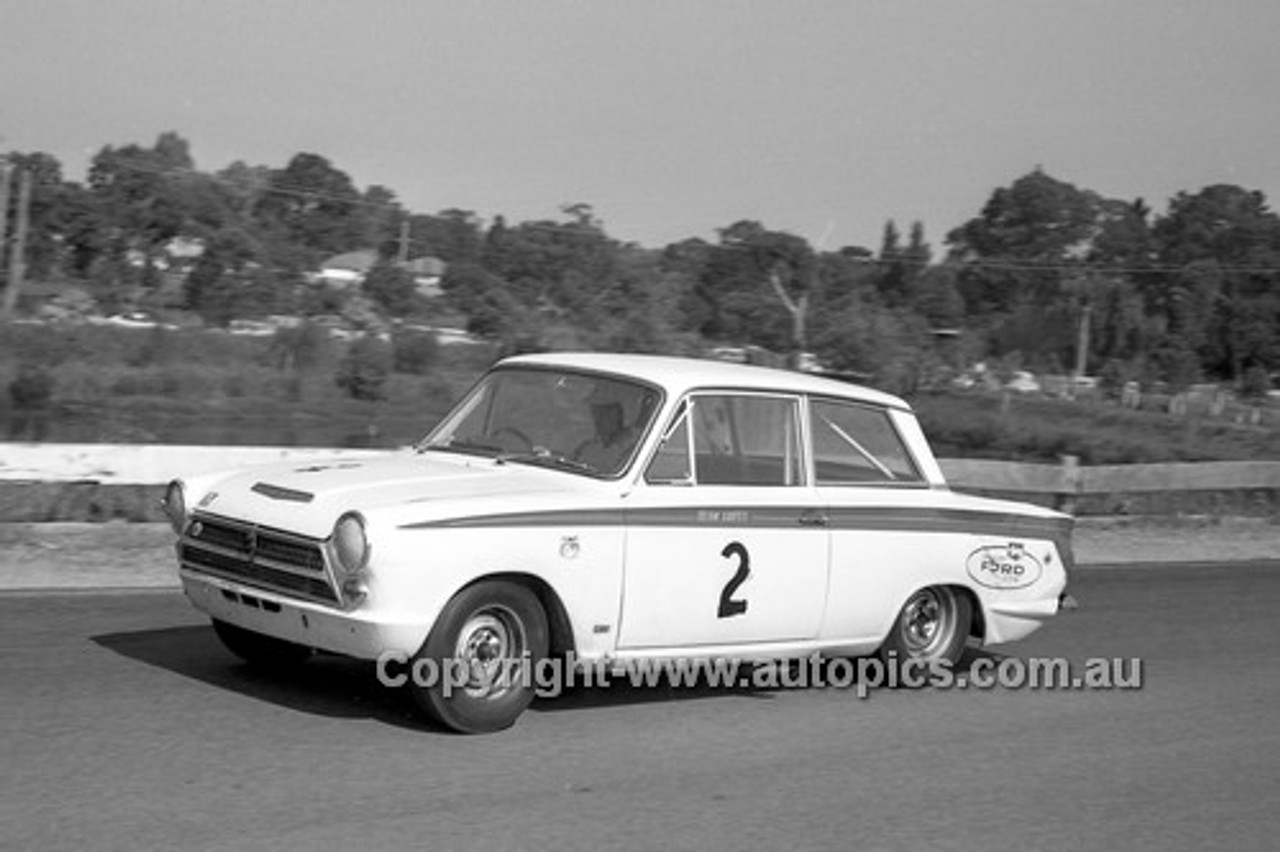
[[186, 450, 584, 539]]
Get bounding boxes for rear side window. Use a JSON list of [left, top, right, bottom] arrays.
[[810, 399, 921, 484]]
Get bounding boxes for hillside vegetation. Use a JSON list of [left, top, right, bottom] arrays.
[[3, 322, 1276, 463]]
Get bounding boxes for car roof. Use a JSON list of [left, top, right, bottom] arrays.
[[498, 352, 911, 411]]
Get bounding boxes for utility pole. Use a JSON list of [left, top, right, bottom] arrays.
[[1072, 302, 1092, 395], [2, 166, 31, 319], [0, 157, 11, 294], [396, 219, 411, 265]]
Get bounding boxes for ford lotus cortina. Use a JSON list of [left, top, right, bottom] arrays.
[[165, 353, 1074, 733]]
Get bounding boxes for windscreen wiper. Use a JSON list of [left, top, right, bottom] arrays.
[[495, 449, 594, 474], [419, 438, 503, 457]]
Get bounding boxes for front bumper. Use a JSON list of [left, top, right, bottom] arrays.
[[182, 572, 429, 660]]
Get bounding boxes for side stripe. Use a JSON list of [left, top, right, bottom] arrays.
[[401, 505, 1073, 542]]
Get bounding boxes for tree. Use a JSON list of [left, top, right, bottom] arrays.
[[440, 262, 509, 327], [183, 227, 281, 325], [86, 133, 199, 291], [335, 336, 392, 400], [947, 168, 1103, 314], [391, 327, 440, 374], [183, 253, 235, 325], [705, 221, 817, 356], [659, 237, 716, 334], [359, 184, 402, 256], [1152, 185, 1280, 383], [215, 160, 274, 218], [471, 205, 620, 335], [254, 153, 364, 257], [271, 322, 329, 372], [362, 263, 418, 317], [912, 264, 965, 328], [590, 245, 699, 354], [0, 152, 69, 283], [408, 208, 483, 264], [876, 219, 932, 308], [946, 169, 1126, 370]]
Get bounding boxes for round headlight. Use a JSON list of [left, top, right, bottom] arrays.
[[332, 513, 370, 575], [162, 480, 186, 534]]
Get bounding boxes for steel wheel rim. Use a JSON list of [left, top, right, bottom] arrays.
[[900, 588, 957, 658], [454, 605, 527, 700]]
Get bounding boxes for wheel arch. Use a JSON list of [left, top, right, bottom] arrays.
[[876, 580, 982, 665], [459, 571, 577, 659], [952, 583, 987, 643], [889, 581, 986, 644]]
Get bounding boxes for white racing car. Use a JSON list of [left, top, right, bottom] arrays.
[[165, 353, 1075, 733]]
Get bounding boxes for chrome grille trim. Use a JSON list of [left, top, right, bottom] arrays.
[[179, 513, 339, 605]]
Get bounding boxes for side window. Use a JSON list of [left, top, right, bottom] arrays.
[[692, 395, 803, 486], [810, 399, 921, 484]]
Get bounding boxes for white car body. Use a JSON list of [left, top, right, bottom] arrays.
[[169, 353, 1073, 729]]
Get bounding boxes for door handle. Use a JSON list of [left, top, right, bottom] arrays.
[[798, 510, 829, 527]]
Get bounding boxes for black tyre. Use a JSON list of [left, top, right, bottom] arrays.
[[878, 586, 972, 666], [212, 619, 312, 670], [409, 580, 549, 734]]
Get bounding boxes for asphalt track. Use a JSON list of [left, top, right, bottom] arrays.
[[2, 563, 1278, 852]]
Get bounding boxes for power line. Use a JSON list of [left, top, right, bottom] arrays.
[[942, 257, 1280, 275], [99, 157, 614, 236], [97, 156, 399, 212]]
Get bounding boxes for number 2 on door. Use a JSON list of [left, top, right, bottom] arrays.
[[718, 541, 750, 618]]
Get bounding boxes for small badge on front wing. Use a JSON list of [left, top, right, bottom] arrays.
[[559, 536, 581, 560]]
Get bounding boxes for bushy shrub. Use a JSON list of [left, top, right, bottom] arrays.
[[912, 389, 1280, 464], [9, 364, 55, 408], [127, 326, 176, 367], [363, 265, 419, 317], [335, 336, 393, 401], [392, 329, 440, 375], [110, 372, 165, 397], [270, 322, 330, 372], [223, 373, 247, 398]]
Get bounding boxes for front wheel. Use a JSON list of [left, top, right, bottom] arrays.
[[408, 581, 549, 734], [878, 586, 972, 667]]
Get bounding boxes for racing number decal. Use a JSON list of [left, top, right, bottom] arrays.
[[718, 542, 750, 618]]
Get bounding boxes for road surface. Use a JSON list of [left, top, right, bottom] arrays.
[[2, 564, 1278, 851]]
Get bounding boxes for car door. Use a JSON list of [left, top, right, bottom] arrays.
[[808, 397, 949, 642], [617, 392, 830, 649]]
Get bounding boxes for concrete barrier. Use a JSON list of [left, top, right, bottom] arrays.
[[0, 443, 393, 484], [0, 444, 396, 522]]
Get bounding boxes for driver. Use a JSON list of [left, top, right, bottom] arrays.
[[573, 383, 641, 473]]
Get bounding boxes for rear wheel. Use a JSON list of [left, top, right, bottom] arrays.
[[879, 586, 972, 666], [409, 580, 548, 734], [212, 619, 311, 670]]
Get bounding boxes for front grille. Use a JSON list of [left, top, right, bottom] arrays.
[[179, 515, 338, 605]]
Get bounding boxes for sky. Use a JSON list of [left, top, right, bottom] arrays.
[[3, 0, 1279, 251]]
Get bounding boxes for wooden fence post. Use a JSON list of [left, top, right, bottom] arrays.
[[1058, 454, 1080, 514]]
